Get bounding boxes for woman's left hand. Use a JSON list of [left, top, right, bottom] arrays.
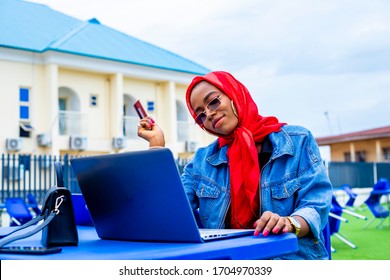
[[253, 211, 292, 237], [137, 116, 165, 147]]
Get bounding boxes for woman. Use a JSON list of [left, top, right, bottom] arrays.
[[138, 71, 332, 259]]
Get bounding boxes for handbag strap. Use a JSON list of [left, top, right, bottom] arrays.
[[0, 194, 65, 248], [54, 161, 64, 188], [0, 214, 44, 239], [0, 212, 55, 248]]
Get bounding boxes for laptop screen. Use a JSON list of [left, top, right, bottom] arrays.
[[70, 148, 204, 242]]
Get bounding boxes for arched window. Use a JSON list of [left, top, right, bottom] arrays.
[[123, 94, 138, 139], [123, 94, 138, 117], [58, 87, 83, 135], [58, 87, 80, 112], [176, 100, 188, 142]]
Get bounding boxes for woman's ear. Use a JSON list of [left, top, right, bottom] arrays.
[[231, 100, 238, 117]]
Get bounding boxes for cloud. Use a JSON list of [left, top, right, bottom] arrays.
[[28, 0, 390, 137]]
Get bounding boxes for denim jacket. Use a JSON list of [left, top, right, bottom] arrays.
[[181, 125, 332, 260]]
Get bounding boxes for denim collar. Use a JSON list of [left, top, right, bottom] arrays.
[[268, 127, 295, 159], [206, 127, 294, 166], [207, 143, 228, 166]]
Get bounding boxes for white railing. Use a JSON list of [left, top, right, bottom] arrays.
[[122, 117, 198, 142], [177, 120, 189, 142], [58, 111, 88, 136], [123, 116, 139, 139]]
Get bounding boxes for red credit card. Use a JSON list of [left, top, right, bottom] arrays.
[[133, 100, 147, 119]]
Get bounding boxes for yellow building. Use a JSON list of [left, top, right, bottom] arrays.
[[316, 126, 390, 162], [0, 0, 215, 158]]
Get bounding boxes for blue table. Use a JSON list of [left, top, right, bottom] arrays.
[[0, 226, 298, 260]]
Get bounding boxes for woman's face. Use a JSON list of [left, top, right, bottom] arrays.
[[190, 81, 239, 136]]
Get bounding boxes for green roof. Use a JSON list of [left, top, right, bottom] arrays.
[[0, 0, 209, 75]]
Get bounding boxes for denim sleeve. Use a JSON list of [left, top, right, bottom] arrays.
[[181, 159, 199, 211], [292, 132, 332, 240]]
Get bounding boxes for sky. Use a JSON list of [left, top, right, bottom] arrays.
[[28, 0, 390, 140]]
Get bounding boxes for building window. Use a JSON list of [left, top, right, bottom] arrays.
[[19, 87, 33, 137], [355, 151, 366, 162], [147, 100, 154, 112], [19, 88, 29, 119], [90, 94, 98, 107], [344, 152, 351, 162], [20, 105, 29, 119], [20, 88, 29, 102], [59, 97, 67, 111], [383, 147, 390, 161]]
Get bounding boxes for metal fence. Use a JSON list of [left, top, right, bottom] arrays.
[[1, 154, 389, 206], [377, 163, 390, 182], [0, 153, 191, 206], [328, 161, 390, 188], [0, 154, 80, 206]]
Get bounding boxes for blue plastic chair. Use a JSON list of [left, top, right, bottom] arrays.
[[341, 184, 358, 208], [5, 197, 33, 226], [372, 178, 390, 195], [329, 195, 357, 250], [363, 181, 390, 229], [71, 193, 94, 226], [322, 221, 332, 259], [27, 193, 41, 216]]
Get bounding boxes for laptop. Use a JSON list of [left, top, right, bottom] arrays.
[[70, 148, 254, 243]]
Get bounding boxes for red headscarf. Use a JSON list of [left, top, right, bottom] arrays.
[[186, 71, 285, 229]]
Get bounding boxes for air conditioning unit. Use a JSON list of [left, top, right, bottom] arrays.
[[69, 136, 88, 151], [6, 138, 22, 151], [37, 133, 51, 147], [112, 137, 126, 149], [185, 140, 199, 153]]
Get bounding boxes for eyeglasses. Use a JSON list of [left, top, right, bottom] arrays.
[[194, 95, 222, 125]]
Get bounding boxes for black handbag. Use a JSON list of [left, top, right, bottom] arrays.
[[41, 161, 78, 247], [0, 161, 78, 248]]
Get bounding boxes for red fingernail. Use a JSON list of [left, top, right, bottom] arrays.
[[272, 227, 280, 234], [283, 228, 288, 233], [253, 221, 258, 227], [254, 230, 260, 237], [263, 230, 269, 237], [150, 118, 155, 124]]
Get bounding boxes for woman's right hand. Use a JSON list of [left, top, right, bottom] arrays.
[[137, 116, 166, 148]]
